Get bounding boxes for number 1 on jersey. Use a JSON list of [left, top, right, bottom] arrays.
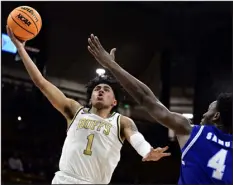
[[83, 134, 95, 156]]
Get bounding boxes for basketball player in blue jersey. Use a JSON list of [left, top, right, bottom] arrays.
[[87, 33, 232, 184], [6, 26, 171, 184]]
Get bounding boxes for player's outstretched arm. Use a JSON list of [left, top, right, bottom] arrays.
[[88, 34, 192, 135], [6, 26, 82, 124], [120, 115, 171, 161]]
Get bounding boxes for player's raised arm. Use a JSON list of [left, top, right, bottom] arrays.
[[120, 115, 171, 161], [88, 34, 192, 135], [6, 26, 82, 123]]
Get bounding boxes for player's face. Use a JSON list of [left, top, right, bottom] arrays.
[[90, 84, 117, 109], [201, 101, 220, 125]]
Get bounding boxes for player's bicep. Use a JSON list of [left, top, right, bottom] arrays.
[[120, 116, 138, 142], [38, 79, 82, 120], [161, 111, 192, 135], [141, 95, 192, 135]]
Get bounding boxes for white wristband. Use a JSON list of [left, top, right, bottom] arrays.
[[130, 133, 151, 157]]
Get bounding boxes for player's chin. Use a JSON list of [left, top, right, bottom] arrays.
[[200, 118, 205, 125]]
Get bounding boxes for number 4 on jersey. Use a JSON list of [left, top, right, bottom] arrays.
[[207, 149, 228, 180]]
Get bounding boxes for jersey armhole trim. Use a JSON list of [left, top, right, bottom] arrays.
[[117, 115, 124, 145], [181, 125, 204, 159], [109, 112, 116, 118], [67, 106, 83, 132]]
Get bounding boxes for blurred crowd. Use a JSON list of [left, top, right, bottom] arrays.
[[2, 82, 66, 183]]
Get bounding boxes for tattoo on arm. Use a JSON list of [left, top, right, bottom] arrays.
[[120, 116, 139, 140], [124, 118, 138, 132]]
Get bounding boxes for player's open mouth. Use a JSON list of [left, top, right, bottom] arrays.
[[97, 96, 103, 100]]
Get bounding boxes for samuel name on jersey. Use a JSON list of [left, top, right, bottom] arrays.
[[206, 132, 232, 148]]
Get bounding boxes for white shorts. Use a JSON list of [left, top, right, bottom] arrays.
[[51, 171, 92, 184]]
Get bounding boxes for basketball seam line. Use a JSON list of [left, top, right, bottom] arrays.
[[17, 35, 34, 41], [17, 9, 38, 33], [11, 15, 35, 36]]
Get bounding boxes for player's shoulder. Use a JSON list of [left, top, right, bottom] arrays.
[[119, 115, 134, 124], [190, 124, 204, 132], [190, 124, 215, 131], [191, 124, 219, 132], [189, 124, 226, 138], [179, 124, 206, 152], [184, 124, 207, 142]]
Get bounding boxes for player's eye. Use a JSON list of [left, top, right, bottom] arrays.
[[94, 87, 100, 91], [104, 88, 110, 92]]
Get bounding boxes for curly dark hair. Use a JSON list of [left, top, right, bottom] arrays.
[[86, 75, 123, 113], [216, 93, 232, 131]]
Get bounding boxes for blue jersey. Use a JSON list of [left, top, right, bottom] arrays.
[[178, 125, 232, 184]]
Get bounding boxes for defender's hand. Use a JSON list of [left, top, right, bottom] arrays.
[[142, 146, 171, 162], [88, 34, 116, 68]]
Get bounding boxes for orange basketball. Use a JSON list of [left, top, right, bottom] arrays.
[[7, 6, 42, 41]]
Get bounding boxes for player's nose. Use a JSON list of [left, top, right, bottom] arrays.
[[98, 89, 104, 96]]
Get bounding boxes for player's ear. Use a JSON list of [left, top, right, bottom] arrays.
[[112, 99, 117, 107], [212, 112, 220, 121]]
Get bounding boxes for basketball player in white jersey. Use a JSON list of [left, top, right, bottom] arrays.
[[7, 26, 171, 184]]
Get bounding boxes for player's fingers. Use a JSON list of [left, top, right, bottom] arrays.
[[160, 152, 171, 157], [110, 48, 116, 55], [160, 146, 169, 153], [7, 26, 19, 44], [94, 36, 103, 49], [9, 28, 16, 40], [88, 38, 98, 52], [6, 25, 9, 34], [110, 48, 116, 60], [88, 46, 98, 57], [90, 34, 99, 48], [6, 25, 13, 39], [153, 147, 162, 152]]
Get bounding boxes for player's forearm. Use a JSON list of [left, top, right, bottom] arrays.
[[107, 60, 164, 114], [17, 46, 44, 86], [130, 132, 151, 158]]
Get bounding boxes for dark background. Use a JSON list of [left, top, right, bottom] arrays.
[[1, 1, 232, 184]]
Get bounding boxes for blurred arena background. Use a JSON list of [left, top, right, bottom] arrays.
[[1, 1, 232, 184]]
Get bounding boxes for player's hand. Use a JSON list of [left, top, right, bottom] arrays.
[[6, 25, 25, 49], [142, 146, 171, 162], [88, 34, 116, 68]]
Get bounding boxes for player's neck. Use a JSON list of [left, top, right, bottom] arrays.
[[90, 107, 112, 119], [216, 124, 232, 134]]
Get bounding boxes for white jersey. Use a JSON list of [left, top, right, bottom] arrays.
[[58, 107, 123, 184]]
